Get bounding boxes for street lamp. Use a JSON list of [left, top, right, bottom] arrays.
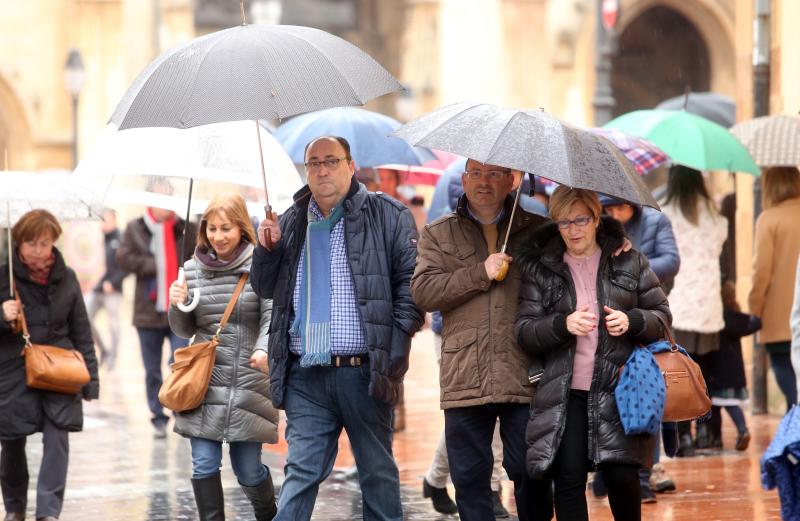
[[63, 48, 85, 168]]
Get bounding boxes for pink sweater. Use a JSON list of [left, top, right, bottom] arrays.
[[564, 248, 601, 391]]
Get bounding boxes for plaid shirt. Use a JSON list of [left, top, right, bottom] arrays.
[[289, 199, 366, 356]]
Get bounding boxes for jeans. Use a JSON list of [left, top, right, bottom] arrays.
[[276, 358, 400, 521], [85, 290, 122, 369], [136, 326, 188, 426], [768, 348, 797, 411], [190, 438, 269, 486], [552, 391, 639, 521], [0, 415, 69, 518], [444, 403, 553, 521]]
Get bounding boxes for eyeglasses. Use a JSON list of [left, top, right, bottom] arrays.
[[555, 215, 593, 229], [304, 157, 348, 171], [463, 169, 511, 181]]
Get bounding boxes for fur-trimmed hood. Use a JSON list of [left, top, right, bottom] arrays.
[[516, 215, 626, 273]]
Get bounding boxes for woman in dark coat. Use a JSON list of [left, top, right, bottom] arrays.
[[0, 209, 99, 521], [515, 188, 670, 521], [168, 194, 278, 521]]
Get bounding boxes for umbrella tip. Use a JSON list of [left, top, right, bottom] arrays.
[[682, 86, 691, 110]]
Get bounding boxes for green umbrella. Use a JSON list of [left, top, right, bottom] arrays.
[[605, 109, 760, 175]]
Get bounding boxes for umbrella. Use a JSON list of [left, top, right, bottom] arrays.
[[605, 109, 760, 176], [393, 102, 659, 209], [273, 107, 434, 167], [730, 114, 800, 167], [107, 11, 403, 237], [76, 121, 302, 215], [655, 92, 736, 128], [376, 164, 443, 186], [1, 169, 104, 298], [588, 128, 669, 176]]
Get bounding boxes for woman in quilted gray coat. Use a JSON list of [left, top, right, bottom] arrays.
[[168, 194, 278, 521]]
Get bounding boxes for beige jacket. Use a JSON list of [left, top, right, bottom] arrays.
[[749, 197, 800, 343], [411, 195, 547, 409]]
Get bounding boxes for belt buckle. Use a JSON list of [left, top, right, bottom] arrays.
[[334, 356, 342, 368], [351, 356, 359, 367]]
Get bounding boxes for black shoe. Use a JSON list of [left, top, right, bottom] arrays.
[[676, 434, 695, 457], [240, 469, 277, 521], [709, 436, 723, 450], [153, 422, 168, 439], [640, 484, 657, 503], [492, 491, 510, 519], [590, 472, 608, 498], [191, 474, 225, 521], [736, 430, 751, 451], [422, 478, 457, 514], [4, 514, 25, 521]]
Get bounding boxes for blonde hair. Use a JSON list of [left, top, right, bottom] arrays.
[[12, 209, 62, 244], [197, 193, 256, 250], [762, 166, 800, 209], [548, 187, 602, 222]]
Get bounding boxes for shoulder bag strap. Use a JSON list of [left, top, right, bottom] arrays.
[[213, 273, 249, 340]]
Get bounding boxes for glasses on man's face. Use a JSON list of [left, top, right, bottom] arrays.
[[463, 169, 511, 181], [556, 215, 593, 229], [304, 157, 347, 171]]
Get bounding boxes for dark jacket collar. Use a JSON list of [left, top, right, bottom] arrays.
[[291, 175, 366, 214]]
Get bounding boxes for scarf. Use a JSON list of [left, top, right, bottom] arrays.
[[290, 203, 345, 367], [143, 208, 178, 312], [194, 241, 251, 270], [19, 251, 55, 285]]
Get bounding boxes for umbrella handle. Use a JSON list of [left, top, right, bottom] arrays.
[[494, 260, 510, 282], [176, 267, 200, 313]]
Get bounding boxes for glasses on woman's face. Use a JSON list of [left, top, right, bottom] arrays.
[[556, 215, 593, 229], [304, 157, 347, 171], [463, 170, 511, 181]]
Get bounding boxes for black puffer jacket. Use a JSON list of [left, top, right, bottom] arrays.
[[0, 249, 99, 438], [251, 178, 424, 407], [515, 220, 670, 479]]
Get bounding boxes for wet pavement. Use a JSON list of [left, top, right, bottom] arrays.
[[9, 304, 784, 520]]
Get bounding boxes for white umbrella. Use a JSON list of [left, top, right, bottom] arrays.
[[76, 121, 303, 311]]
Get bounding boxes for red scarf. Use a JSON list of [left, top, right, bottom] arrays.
[[20, 251, 56, 285], [145, 208, 179, 312]]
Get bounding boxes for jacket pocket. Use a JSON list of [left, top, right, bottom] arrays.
[[610, 270, 638, 292], [441, 328, 480, 392]]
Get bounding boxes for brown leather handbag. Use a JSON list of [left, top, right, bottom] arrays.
[[653, 322, 712, 422], [19, 299, 91, 395], [158, 273, 248, 413]]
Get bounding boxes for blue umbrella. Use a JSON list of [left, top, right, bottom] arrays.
[[274, 107, 435, 168]]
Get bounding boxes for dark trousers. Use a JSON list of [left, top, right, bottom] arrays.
[[0, 415, 69, 518], [552, 391, 640, 521], [444, 403, 553, 521], [136, 326, 187, 426], [767, 348, 797, 412]]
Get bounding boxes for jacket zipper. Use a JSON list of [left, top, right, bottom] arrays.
[[342, 212, 367, 343], [588, 254, 609, 465], [222, 287, 243, 442]]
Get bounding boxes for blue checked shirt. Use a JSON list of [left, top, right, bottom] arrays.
[[289, 199, 367, 356]]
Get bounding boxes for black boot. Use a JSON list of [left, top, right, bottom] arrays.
[[422, 478, 458, 514], [191, 474, 225, 521], [240, 470, 277, 521]]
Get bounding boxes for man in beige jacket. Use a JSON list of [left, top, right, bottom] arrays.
[[411, 159, 553, 521]]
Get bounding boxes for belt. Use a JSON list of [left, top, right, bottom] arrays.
[[290, 353, 368, 368]]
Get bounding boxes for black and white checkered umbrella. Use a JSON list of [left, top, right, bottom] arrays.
[[110, 24, 403, 130], [730, 115, 800, 168]]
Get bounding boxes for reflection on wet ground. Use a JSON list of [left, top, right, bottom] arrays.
[[13, 327, 782, 520]]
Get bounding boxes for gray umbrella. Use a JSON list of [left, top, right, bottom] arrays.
[[655, 92, 736, 128], [730, 114, 800, 167], [110, 24, 403, 130], [393, 102, 659, 209]]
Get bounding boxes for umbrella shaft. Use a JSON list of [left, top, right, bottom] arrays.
[[500, 183, 524, 254], [179, 178, 194, 266]]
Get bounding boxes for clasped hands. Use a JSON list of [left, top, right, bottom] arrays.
[[566, 305, 629, 337]]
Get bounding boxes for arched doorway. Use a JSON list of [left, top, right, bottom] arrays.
[[611, 6, 711, 117]]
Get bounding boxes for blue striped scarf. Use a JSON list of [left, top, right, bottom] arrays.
[[290, 203, 345, 367]]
